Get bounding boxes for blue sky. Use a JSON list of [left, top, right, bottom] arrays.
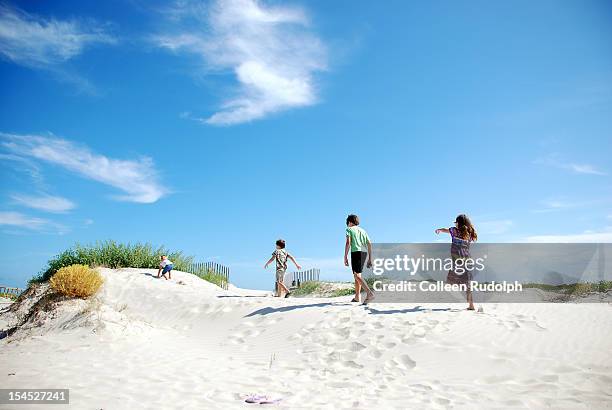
[[1, 0, 611, 290]]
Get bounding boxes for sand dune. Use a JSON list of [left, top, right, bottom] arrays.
[[1, 268, 611, 409]]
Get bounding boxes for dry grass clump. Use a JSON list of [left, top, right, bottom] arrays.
[[50, 264, 104, 298]]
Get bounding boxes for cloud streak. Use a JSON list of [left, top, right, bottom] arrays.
[[154, 0, 327, 125], [0, 211, 67, 234], [0, 4, 115, 69], [524, 229, 612, 243], [1, 133, 167, 203], [567, 163, 607, 176], [10, 193, 76, 213], [534, 153, 607, 176]]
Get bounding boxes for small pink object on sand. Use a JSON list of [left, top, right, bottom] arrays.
[[245, 394, 282, 405]]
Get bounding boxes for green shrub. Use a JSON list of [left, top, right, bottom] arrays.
[[331, 287, 355, 297], [32, 241, 194, 283], [50, 264, 104, 298], [365, 275, 387, 288], [0, 292, 19, 300], [292, 281, 322, 296], [192, 268, 228, 288]]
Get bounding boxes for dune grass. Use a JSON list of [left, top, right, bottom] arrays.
[[291, 281, 322, 296], [32, 241, 193, 283], [0, 292, 19, 300], [331, 287, 356, 297], [192, 267, 228, 288], [50, 264, 104, 298]]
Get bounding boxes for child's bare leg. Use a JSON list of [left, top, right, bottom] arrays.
[[355, 273, 374, 300], [275, 281, 284, 297], [467, 289, 475, 310], [354, 274, 362, 300], [278, 281, 290, 296], [168, 271, 172, 280]]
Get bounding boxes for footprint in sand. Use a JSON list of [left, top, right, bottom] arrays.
[[229, 335, 245, 344], [349, 329, 367, 338], [412, 327, 427, 338], [342, 360, 364, 369], [398, 354, 416, 369], [384, 355, 416, 371], [349, 342, 367, 352], [333, 327, 351, 338], [400, 336, 415, 345]]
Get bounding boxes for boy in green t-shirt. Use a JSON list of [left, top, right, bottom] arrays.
[[344, 214, 375, 304]]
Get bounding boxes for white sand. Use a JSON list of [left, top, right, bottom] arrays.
[[1, 268, 611, 409]]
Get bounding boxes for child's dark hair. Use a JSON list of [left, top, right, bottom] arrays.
[[276, 239, 286, 249], [455, 214, 477, 241], [346, 214, 360, 226]]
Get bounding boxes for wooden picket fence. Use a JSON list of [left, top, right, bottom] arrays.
[[285, 268, 320, 288], [0, 286, 23, 297], [187, 262, 230, 290]]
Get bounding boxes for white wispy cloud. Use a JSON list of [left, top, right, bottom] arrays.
[[477, 219, 514, 235], [532, 199, 581, 213], [0, 152, 46, 189], [534, 153, 607, 176], [10, 193, 76, 213], [0, 4, 115, 68], [0, 211, 68, 234], [0, 211, 48, 229], [567, 163, 607, 176], [524, 229, 612, 243], [154, 0, 327, 125], [1, 133, 168, 203]]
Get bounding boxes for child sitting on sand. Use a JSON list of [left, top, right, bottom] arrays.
[[344, 214, 375, 304], [157, 255, 174, 280], [264, 239, 301, 298], [435, 214, 478, 310]]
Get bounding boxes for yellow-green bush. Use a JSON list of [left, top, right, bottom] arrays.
[[50, 264, 104, 298]]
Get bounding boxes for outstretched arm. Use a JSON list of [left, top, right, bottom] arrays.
[[344, 236, 351, 266], [435, 228, 450, 235], [288, 254, 302, 270], [264, 256, 275, 269]]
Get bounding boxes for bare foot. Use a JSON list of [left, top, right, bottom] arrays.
[[363, 293, 375, 305]]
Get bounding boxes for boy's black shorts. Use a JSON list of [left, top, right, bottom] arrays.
[[351, 251, 368, 274]]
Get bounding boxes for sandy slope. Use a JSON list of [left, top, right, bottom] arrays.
[[1, 268, 611, 409]]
